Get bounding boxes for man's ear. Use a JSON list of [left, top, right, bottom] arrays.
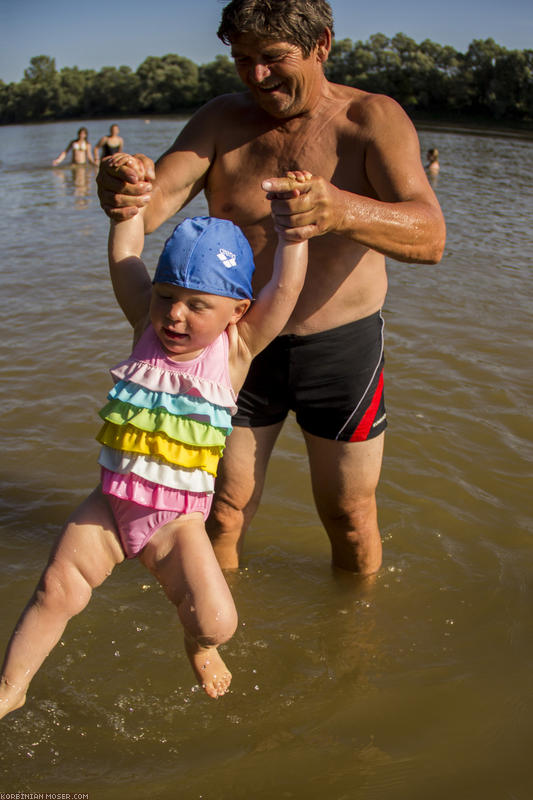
[[230, 298, 251, 323], [316, 28, 332, 63]]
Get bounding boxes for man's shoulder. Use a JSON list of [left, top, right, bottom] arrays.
[[326, 80, 406, 120], [323, 81, 412, 144], [198, 91, 254, 117]]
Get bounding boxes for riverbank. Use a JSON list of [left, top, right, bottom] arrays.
[[412, 113, 533, 140], [2, 108, 532, 139]]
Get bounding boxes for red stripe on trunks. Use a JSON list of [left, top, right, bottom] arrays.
[[349, 371, 384, 442]]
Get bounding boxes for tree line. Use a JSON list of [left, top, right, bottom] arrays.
[[1, 34, 531, 125]]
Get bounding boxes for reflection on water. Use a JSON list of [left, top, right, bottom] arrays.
[[0, 118, 532, 800], [52, 164, 98, 209]]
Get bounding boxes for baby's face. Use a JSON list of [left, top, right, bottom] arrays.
[[150, 283, 248, 360]]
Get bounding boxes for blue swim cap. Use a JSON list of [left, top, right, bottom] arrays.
[[154, 217, 255, 300]]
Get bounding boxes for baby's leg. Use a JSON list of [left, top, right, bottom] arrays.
[[0, 487, 124, 719], [140, 514, 238, 698]]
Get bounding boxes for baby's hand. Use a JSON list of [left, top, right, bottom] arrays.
[[97, 153, 154, 220], [265, 170, 313, 240], [106, 153, 145, 178], [284, 170, 313, 196]]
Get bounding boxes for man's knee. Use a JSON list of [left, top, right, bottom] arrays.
[[320, 494, 382, 574], [207, 494, 247, 541], [320, 492, 378, 536]]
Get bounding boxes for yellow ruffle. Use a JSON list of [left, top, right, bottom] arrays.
[[96, 422, 221, 475]]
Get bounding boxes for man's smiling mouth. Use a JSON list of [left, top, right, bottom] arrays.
[[257, 82, 283, 93]]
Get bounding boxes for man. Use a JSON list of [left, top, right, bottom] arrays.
[[97, 0, 445, 575]]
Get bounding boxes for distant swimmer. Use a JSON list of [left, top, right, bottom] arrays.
[[52, 126, 96, 166], [426, 148, 440, 175], [94, 123, 124, 164]]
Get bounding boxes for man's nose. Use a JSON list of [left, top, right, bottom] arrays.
[[251, 62, 271, 84]]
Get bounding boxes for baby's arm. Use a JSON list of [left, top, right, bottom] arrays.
[[236, 171, 310, 359], [107, 156, 153, 329]]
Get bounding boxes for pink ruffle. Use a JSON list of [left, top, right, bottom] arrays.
[[110, 360, 237, 413], [101, 467, 213, 515]]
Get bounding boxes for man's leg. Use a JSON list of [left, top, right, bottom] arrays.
[[206, 422, 284, 569], [303, 431, 385, 574]]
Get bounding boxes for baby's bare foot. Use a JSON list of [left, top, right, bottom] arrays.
[[0, 677, 27, 720], [184, 638, 232, 699]]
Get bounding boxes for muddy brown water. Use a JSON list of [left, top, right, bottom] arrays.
[[0, 118, 531, 799]]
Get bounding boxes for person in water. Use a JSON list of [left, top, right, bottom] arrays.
[[52, 126, 96, 166], [97, 0, 445, 579], [426, 148, 440, 175], [94, 124, 124, 164], [0, 157, 309, 717]]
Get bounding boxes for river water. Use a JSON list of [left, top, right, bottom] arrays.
[[0, 117, 532, 799]]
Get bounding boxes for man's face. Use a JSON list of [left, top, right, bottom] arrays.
[[230, 33, 325, 118]]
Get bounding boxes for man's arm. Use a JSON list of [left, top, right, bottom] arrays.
[[264, 95, 446, 265], [96, 99, 219, 231]]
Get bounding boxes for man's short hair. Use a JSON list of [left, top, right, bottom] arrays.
[[218, 0, 334, 57]]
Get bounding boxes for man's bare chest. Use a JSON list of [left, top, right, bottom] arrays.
[[206, 118, 365, 222], [220, 115, 353, 178]]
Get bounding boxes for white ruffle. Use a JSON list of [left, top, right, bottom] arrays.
[[98, 446, 215, 493]]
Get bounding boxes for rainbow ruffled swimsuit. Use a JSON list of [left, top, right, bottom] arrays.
[[96, 324, 236, 548]]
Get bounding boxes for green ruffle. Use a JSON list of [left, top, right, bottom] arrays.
[[99, 399, 227, 447]]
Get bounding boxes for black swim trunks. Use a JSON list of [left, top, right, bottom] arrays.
[[234, 311, 387, 442]]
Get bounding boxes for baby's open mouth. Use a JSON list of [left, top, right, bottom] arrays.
[[164, 328, 188, 340]]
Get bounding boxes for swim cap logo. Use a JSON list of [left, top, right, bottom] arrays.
[[216, 248, 237, 269]]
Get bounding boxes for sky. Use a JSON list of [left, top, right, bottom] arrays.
[[1, 0, 532, 85]]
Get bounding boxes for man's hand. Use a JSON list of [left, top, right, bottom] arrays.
[[262, 173, 344, 241], [96, 153, 156, 221]]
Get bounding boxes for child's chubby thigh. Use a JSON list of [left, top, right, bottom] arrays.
[[106, 498, 236, 636]]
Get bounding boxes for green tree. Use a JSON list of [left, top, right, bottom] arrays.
[[461, 38, 505, 114], [137, 54, 199, 113], [85, 65, 140, 115], [198, 55, 242, 102], [418, 40, 462, 112], [2, 40, 531, 125], [56, 66, 95, 118], [24, 55, 56, 84], [19, 55, 60, 119], [466, 45, 533, 119]]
